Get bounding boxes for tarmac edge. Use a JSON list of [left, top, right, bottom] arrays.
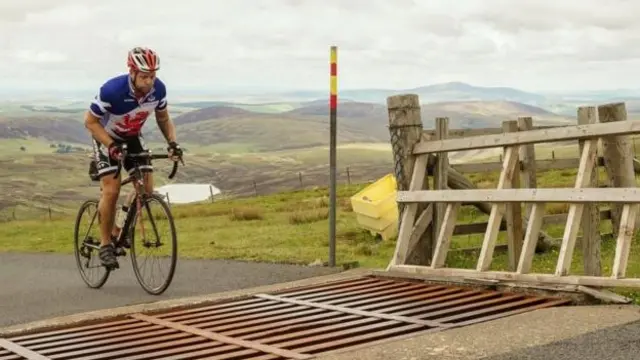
[[0, 267, 373, 337]]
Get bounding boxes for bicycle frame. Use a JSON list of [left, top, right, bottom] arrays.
[[82, 145, 182, 252], [111, 144, 182, 248]]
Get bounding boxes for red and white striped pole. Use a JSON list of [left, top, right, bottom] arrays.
[[328, 46, 337, 267]]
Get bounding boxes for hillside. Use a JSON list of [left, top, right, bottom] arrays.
[[171, 105, 257, 125], [0, 116, 88, 143], [0, 145, 394, 221], [261, 81, 549, 106], [282, 99, 572, 129], [5, 160, 640, 306], [141, 99, 571, 151], [0, 96, 573, 155]]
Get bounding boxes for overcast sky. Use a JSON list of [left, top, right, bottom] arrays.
[[0, 0, 638, 94]]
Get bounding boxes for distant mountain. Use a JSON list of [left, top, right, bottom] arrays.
[[406, 82, 547, 104], [145, 107, 385, 152], [0, 83, 575, 153], [420, 100, 571, 129], [140, 99, 572, 152], [282, 99, 571, 129], [268, 81, 549, 107], [172, 106, 257, 125], [0, 116, 88, 143], [285, 101, 383, 118]]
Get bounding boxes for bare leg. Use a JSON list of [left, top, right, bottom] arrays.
[[99, 175, 121, 247]]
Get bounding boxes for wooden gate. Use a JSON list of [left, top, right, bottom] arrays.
[[386, 95, 640, 289]]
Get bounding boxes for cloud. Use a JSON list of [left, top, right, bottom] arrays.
[[0, 0, 639, 95], [0, 0, 76, 22]]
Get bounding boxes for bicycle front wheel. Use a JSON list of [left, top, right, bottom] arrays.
[[129, 192, 178, 295]]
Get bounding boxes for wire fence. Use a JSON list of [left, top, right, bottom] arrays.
[[7, 135, 630, 224], [0, 163, 393, 223]]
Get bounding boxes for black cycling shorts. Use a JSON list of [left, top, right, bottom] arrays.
[[91, 135, 153, 179]]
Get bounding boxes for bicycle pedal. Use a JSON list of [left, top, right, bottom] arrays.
[[103, 262, 119, 271], [114, 247, 127, 256]]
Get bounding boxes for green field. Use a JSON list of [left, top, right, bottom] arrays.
[[0, 142, 394, 221], [4, 96, 640, 303], [2, 158, 640, 302], [0, 138, 87, 155]]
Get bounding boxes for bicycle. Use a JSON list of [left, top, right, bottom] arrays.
[[74, 144, 183, 295]]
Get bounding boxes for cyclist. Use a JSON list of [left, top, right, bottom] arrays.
[[84, 46, 183, 270]]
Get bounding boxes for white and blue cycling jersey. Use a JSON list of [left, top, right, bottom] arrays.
[[89, 74, 167, 140]]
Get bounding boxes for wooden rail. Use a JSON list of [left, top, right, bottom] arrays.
[[386, 95, 639, 289]]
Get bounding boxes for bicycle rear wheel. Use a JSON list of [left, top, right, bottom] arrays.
[[129, 192, 178, 295], [74, 199, 110, 288]]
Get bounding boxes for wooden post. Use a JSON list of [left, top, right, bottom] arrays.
[[517, 117, 550, 253], [387, 94, 433, 265], [599, 102, 636, 238], [504, 120, 524, 270], [433, 117, 449, 248], [578, 106, 602, 276], [517, 117, 536, 215], [209, 185, 215, 203]]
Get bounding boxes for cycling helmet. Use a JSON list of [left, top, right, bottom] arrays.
[[127, 47, 160, 73]]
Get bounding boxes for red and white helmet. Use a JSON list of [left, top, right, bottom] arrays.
[[127, 47, 160, 73]]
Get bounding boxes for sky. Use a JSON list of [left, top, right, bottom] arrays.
[[1, 0, 639, 95]]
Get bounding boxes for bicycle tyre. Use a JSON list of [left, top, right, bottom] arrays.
[[129, 192, 178, 295], [74, 199, 110, 288]]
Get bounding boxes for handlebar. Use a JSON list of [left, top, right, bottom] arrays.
[[113, 143, 184, 180]]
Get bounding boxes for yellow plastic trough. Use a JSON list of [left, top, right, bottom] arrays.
[[350, 173, 399, 240]]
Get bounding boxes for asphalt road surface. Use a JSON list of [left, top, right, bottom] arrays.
[[483, 320, 640, 360], [0, 252, 340, 328]]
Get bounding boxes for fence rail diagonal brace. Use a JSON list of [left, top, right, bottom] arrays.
[[0, 338, 52, 360]]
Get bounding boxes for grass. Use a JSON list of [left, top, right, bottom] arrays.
[[0, 164, 638, 270], [4, 113, 640, 303], [0, 183, 397, 268], [0, 138, 82, 155], [4, 150, 640, 303], [0, 145, 394, 221]]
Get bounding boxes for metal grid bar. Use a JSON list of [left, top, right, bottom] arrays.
[[254, 293, 455, 328], [0, 275, 572, 360], [0, 338, 50, 360], [129, 313, 312, 359]]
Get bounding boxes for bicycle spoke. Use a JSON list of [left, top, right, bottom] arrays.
[[144, 199, 163, 246], [130, 193, 177, 295]]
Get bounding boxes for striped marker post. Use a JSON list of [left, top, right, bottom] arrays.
[[328, 46, 337, 267]]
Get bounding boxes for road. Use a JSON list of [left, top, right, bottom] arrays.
[[483, 320, 640, 360], [0, 252, 340, 328], [4, 252, 640, 360]]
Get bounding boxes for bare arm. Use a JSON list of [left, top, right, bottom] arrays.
[[84, 111, 114, 147], [155, 108, 176, 143]]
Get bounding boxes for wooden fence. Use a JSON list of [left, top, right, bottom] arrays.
[[386, 94, 640, 290]]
